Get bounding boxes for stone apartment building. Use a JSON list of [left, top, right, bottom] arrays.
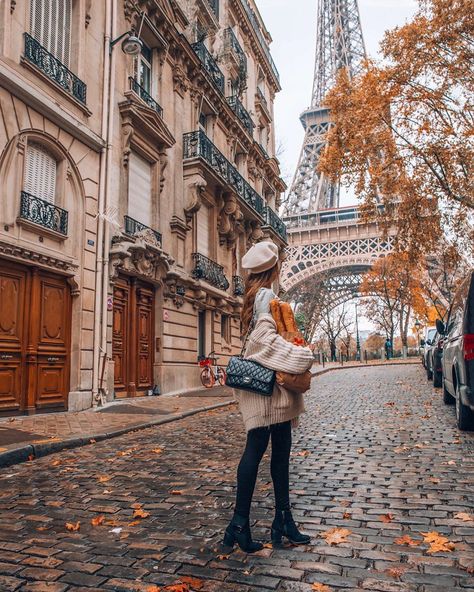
[[0, 0, 287, 416]]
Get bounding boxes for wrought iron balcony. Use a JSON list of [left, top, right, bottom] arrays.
[[232, 275, 245, 297], [19, 191, 68, 235], [124, 215, 162, 246], [256, 87, 268, 109], [192, 253, 229, 291], [129, 77, 163, 117], [263, 205, 287, 242], [24, 33, 87, 104], [227, 96, 254, 136], [223, 28, 247, 75], [183, 130, 264, 216], [239, 0, 280, 84], [206, 0, 219, 18], [191, 41, 225, 94]]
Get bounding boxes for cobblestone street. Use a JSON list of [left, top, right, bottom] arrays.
[[0, 365, 473, 592]]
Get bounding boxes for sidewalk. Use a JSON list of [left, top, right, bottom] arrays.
[[0, 359, 420, 468]]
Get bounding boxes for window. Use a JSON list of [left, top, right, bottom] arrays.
[[199, 112, 208, 133], [136, 43, 152, 93], [128, 152, 152, 223], [221, 314, 231, 344], [24, 143, 57, 203], [30, 0, 72, 65], [198, 310, 206, 359], [196, 203, 210, 256]]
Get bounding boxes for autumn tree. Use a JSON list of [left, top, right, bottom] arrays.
[[363, 333, 385, 355], [319, 0, 474, 261], [317, 304, 353, 362]]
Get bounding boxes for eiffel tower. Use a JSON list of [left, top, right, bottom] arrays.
[[283, 0, 367, 215]]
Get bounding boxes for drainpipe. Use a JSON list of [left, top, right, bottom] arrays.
[[92, 0, 115, 406]]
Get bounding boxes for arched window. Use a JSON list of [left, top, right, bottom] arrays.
[[30, 0, 72, 65], [24, 143, 57, 204]]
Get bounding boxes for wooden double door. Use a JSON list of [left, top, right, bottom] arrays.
[[112, 276, 155, 398], [0, 261, 71, 415]]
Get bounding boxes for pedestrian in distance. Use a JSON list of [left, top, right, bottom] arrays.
[[223, 241, 314, 553]]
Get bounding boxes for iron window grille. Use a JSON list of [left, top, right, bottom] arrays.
[[124, 215, 162, 246], [191, 41, 225, 94], [263, 205, 287, 242], [232, 275, 245, 297], [23, 33, 87, 104], [227, 96, 254, 136], [19, 191, 68, 235], [129, 77, 163, 117], [183, 130, 264, 216], [192, 253, 229, 291]]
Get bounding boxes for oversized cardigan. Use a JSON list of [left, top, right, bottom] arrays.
[[234, 313, 314, 432]]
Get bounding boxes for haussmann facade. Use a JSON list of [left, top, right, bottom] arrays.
[[0, 0, 287, 416]]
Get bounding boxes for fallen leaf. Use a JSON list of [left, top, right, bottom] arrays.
[[89, 439, 96, 444], [51, 460, 62, 466], [263, 543, 273, 548], [180, 576, 203, 590], [133, 508, 150, 519], [8, 417, 15, 422], [128, 520, 142, 527], [163, 585, 190, 592], [311, 584, 333, 592], [91, 515, 105, 527], [65, 521, 80, 532], [217, 554, 230, 560], [97, 475, 112, 483], [380, 513, 394, 523], [322, 527, 351, 545], [357, 448, 365, 454], [342, 512, 352, 519], [429, 477, 440, 484], [384, 401, 395, 407], [146, 586, 161, 592], [27, 454, 35, 461], [394, 534, 420, 546], [170, 490, 183, 495], [421, 531, 455, 553], [454, 513, 474, 522], [151, 448, 163, 454], [386, 567, 405, 579]]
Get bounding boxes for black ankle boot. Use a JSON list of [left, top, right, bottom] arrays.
[[222, 513, 263, 553], [271, 508, 311, 546]]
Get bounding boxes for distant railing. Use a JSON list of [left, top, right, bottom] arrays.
[[256, 87, 268, 110], [24, 33, 87, 104], [227, 96, 254, 136], [223, 28, 247, 75], [19, 191, 68, 235], [183, 130, 264, 216], [191, 41, 225, 94], [239, 0, 280, 83], [192, 253, 229, 291], [263, 206, 287, 242], [124, 215, 162, 246], [232, 275, 245, 296], [283, 205, 385, 230], [129, 77, 163, 117]]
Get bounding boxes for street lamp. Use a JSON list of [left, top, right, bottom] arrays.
[[355, 301, 361, 362], [110, 11, 145, 55]]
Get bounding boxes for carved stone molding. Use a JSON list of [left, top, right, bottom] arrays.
[[172, 64, 189, 97], [10, 0, 16, 14], [246, 220, 264, 249], [85, 0, 92, 27], [183, 174, 207, 222], [218, 192, 244, 247], [169, 215, 189, 239], [0, 239, 78, 275]]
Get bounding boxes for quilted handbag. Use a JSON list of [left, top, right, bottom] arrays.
[[225, 307, 276, 396]]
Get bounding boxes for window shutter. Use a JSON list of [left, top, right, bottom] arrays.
[[30, 0, 71, 65], [128, 152, 152, 223], [24, 143, 57, 203], [196, 204, 210, 256]]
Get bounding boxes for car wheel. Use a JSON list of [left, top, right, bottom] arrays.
[[455, 381, 474, 431], [433, 367, 442, 388], [443, 379, 455, 405]]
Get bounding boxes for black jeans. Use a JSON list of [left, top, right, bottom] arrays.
[[234, 421, 292, 518]]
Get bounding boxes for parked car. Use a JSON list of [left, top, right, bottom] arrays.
[[424, 331, 443, 387], [420, 327, 436, 367], [439, 270, 474, 431]]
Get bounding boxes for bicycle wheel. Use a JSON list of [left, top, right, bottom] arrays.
[[200, 367, 215, 388], [217, 367, 227, 386]]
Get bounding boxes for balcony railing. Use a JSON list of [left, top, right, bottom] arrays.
[[129, 77, 163, 117], [263, 206, 287, 242], [192, 253, 229, 291], [223, 28, 247, 75], [227, 96, 254, 136], [183, 131, 264, 216], [239, 0, 280, 84], [191, 41, 225, 94], [232, 275, 245, 297], [24, 33, 87, 104], [206, 0, 219, 18], [124, 215, 162, 246], [282, 205, 385, 230], [256, 87, 268, 110], [19, 191, 68, 235]]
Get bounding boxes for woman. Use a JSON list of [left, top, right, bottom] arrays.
[[223, 241, 314, 553]]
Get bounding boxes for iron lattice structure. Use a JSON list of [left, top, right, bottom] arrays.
[[283, 0, 367, 215]]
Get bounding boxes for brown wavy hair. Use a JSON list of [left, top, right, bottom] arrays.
[[241, 264, 280, 336]]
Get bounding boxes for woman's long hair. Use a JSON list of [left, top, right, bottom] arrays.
[[241, 265, 279, 337]]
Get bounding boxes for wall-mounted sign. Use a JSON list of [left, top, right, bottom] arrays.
[[107, 296, 113, 311]]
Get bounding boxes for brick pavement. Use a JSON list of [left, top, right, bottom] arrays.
[[0, 365, 473, 591]]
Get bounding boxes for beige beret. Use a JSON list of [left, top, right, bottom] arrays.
[[242, 241, 279, 274]]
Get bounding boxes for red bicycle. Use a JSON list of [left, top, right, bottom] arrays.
[[198, 351, 227, 388]]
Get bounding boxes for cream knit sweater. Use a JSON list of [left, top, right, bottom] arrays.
[[234, 312, 314, 432]]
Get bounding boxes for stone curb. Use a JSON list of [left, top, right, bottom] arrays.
[[311, 360, 418, 377], [0, 400, 235, 470]]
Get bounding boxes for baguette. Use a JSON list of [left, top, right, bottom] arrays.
[[270, 299, 286, 334]]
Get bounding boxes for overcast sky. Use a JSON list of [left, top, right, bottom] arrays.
[[256, 0, 419, 202]]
